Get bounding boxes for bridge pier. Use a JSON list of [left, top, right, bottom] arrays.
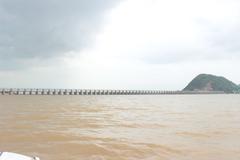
[[78, 90, 82, 95], [23, 89, 27, 95]]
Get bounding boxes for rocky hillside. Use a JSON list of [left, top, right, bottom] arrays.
[[183, 74, 239, 93]]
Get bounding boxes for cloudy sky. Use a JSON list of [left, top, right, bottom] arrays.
[[0, 0, 240, 90]]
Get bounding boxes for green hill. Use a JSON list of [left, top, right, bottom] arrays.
[[183, 74, 239, 93]]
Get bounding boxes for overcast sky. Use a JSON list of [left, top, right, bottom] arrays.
[[0, 0, 240, 90]]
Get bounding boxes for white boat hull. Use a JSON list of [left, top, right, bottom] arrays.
[[0, 152, 39, 160]]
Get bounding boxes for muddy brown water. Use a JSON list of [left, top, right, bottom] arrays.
[[0, 95, 239, 160]]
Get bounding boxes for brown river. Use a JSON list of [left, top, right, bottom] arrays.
[[0, 95, 239, 160]]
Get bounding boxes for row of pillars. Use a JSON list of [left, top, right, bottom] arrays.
[[0, 88, 187, 95]]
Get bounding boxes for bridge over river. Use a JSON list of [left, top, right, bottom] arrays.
[[0, 88, 225, 95]]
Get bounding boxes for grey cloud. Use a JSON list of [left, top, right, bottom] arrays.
[[0, 0, 121, 62], [143, 22, 240, 65], [208, 29, 240, 57]]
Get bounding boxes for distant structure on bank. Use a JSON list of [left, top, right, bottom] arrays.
[[0, 88, 224, 95]]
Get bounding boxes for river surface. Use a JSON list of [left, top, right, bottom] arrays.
[[0, 95, 239, 160]]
